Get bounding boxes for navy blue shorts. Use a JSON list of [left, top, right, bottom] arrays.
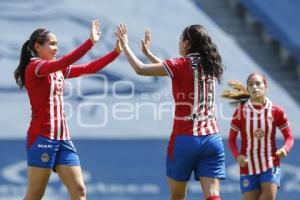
[[166, 133, 226, 181], [27, 136, 80, 170], [240, 167, 281, 193]]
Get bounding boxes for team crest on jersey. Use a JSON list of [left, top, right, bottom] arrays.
[[242, 178, 250, 188], [41, 153, 49, 163], [254, 128, 264, 139]]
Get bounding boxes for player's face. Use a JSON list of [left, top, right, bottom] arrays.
[[247, 75, 267, 100], [35, 33, 58, 60]]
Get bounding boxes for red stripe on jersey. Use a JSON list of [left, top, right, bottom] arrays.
[[249, 110, 256, 174], [264, 109, 270, 170]]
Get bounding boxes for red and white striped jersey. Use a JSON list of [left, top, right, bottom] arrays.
[[163, 54, 219, 137], [229, 98, 294, 175], [25, 39, 119, 148]]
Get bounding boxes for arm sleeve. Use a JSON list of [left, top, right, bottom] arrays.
[[35, 39, 94, 76], [276, 106, 294, 153], [228, 128, 239, 159], [228, 106, 242, 159], [63, 49, 120, 79]]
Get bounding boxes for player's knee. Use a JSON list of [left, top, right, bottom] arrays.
[[75, 184, 86, 197]]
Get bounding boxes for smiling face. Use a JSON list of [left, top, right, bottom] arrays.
[[247, 74, 267, 102], [34, 33, 58, 60]]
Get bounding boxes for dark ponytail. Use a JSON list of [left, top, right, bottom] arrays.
[[14, 40, 32, 89], [182, 25, 223, 84], [14, 28, 50, 89]]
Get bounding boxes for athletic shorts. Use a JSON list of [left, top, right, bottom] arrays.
[[166, 133, 226, 181], [240, 167, 281, 193], [27, 136, 80, 170]]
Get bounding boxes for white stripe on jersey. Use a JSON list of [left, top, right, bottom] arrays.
[[252, 112, 260, 174], [192, 69, 199, 136], [55, 73, 61, 140], [246, 106, 253, 174], [260, 111, 267, 172], [199, 77, 207, 135], [35, 61, 45, 77], [49, 74, 55, 139]]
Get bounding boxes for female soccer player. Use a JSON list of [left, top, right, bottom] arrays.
[[116, 24, 225, 200], [14, 20, 121, 200], [222, 73, 294, 200]]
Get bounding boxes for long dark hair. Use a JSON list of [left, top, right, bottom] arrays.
[[14, 29, 50, 89], [182, 25, 223, 84]]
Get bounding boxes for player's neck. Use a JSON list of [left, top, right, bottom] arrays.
[[250, 96, 266, 105]]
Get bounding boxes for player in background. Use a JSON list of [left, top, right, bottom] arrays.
[[116, 24, 225, 200], [222, 73, 294, 200], [14, 20, 122, 200]]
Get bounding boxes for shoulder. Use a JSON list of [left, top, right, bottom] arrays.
[[164, 57, 189, 67], [271, 102, 285, 113], [26, 58, 47, 76]]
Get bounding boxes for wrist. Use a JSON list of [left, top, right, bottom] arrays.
[[123, 45, 129, 51]]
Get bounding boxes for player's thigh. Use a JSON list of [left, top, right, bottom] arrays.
[[56, 165, 85, 190], [26, 166, 52, 194], [260, 182, 277, 200], [199, 177, 220, 199], [243, 190, 260, 200], [167, 177, 188, 198]]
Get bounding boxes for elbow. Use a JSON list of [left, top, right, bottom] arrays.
[[135, 69, 143, 75], [133, 66, 144, 75]]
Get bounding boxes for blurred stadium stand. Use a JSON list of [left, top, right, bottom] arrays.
[[196, 0, 300, 104]]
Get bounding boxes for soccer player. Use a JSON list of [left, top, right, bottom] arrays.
[[14, 20, 121, 200], [222, 73, 294, 200], [115, 24, 225, 200]]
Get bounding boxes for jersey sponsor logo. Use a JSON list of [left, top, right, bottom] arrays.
[[38, 144, 53, 148], [41, 153, 49, 163]]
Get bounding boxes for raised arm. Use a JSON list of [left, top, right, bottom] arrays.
[[36, 20, 101, 76], [64, 42, 121, 78], [141, 29, 162, 63], [115, 24, 167, 76]]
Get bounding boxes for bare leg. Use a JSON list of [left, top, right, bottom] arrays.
[[24, 166, 52, 200], [199, 177, 220, 199], [56, 165, 86, 200], [243, 190, 260, 200], [259, 183, 277, 200], [167, 177, 188, 200]]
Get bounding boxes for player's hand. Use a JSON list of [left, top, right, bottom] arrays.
[[141, 29, 151, 55], [90, 19, 101, 44], [115, 24, 129, 49], [276, 148, 287, 159], [115, 39, 122, 53], [237, 154, 248, 167]]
